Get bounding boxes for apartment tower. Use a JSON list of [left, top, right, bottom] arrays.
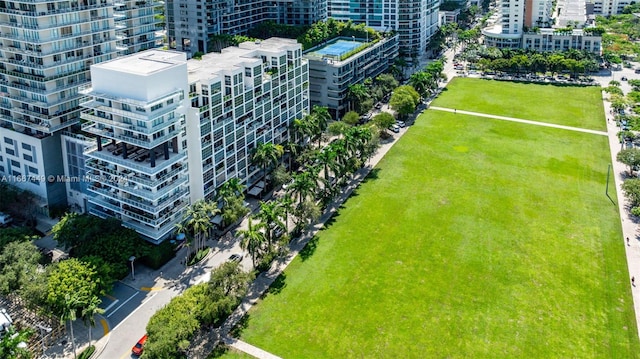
[[0, 0, 117, 212]]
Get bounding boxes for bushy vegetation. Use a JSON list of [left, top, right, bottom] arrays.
[[144, 262, 252, 359], [207, 34, 259, 53], [52, 213, 148, 279], [297, 19, 381, 50]]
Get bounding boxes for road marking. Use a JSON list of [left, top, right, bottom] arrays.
[[105, 294, 117, 301], [140, 287, 163, 291], [429, 106, 608, 136], [106, 292, 138, 318], [102, 299, 119, 313], [108, 292, 157, 333], [100, 318, 109, 335]]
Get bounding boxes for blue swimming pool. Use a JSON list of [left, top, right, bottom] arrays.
[[312, 39, 364, 57]]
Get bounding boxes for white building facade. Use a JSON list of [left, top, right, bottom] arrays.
[[81, 50, 192, 243], [114, 0, 163, 55], [186, 38, 309, 200]]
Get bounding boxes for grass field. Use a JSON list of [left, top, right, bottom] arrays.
[[224, 84, 638, 358], [432, 78, 606, 131]]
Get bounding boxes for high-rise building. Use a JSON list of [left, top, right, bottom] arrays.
[[114, 0, 163, 55], [0, 0, 117, 213], [167, 0, 326, 55], [79, 38, 309, 243], [81, 50, 192, 243], [589, 0, 631, 15], [186, 38, 309, 200], [482, 0, 526, 48], [328, 0, 439, 58]]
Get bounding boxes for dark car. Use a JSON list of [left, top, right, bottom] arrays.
[[229, 254, 243, 262], [132, 334, 148, 356]]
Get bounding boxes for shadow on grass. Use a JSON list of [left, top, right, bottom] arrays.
[[266, 273, 287, 296], [206, 343, 231, 358], [299, 235, 319, 261], [362, 168, 380, 183], [229, 313, 251, 338]]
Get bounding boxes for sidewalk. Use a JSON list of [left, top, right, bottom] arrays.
[[600, 86, 640, 339]]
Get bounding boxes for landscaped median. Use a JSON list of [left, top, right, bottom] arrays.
[[219, 79, 639, 358]]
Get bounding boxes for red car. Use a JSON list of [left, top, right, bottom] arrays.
[[131, 334, 148, 356]]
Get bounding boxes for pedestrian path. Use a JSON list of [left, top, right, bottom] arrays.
[[224, 338, 282, 359], [600, 89, 640, 341], [429, 106, 608, 136]]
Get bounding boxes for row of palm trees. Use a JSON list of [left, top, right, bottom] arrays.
[[176, 101, 382, 270]]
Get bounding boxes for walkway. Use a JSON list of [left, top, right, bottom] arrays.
[[430, 106, 609, 136], [224, 338, 282, 359]]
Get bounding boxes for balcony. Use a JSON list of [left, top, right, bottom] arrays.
[[85, 146, 187, 176]]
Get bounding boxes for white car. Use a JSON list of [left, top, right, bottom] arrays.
[[396, 121, 406, 128], [389, 124, 400, 133]]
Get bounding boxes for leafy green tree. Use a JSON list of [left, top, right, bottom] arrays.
[[209, 261, 253, 298], [0, 241, 41, 294], [342, 111, 360, 126], [46, 259, 103, 318], [409, 71, 432, 99], [390, 85, 420, 119], [0, 326, 33, 359], [270, 164, 292, 189], [327, 121, 351, 137], [373, 112, 396, 133], [623, 178, 640, 207], [375, 73, 399, 94], [346, 83, 369, 114], [0, 227, 35, 251], [617, 148, 640, 173]]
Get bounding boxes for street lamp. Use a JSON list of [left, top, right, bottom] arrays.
[[129, 256, 136, 280], [36, 324, 52, 357], [352, 35, 355, 43]]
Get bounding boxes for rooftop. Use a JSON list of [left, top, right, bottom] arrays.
[[95, 50, 187, 75], [187, 37, 300, 82]]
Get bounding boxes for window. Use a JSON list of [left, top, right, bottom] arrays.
[[122, 103, 131, 111], [3, 137, 12, 144], [21, 143, 31, 150], [151, 103, 162, 111], [23, 154, 32, 162]]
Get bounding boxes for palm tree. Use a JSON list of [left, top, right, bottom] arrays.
[[409, 71, 432, 99], [217, 178, 246, 205], [253, 142, 284, 186], [81, 295, 104, 346], [178, 200, 219, 261], [237, 217, 266, 267], [288, 170, 318, 204], [61, 293, 85, 359], [291, 117, 314, 147], [257, 200, 286, 248], [346, 83, 368, 113], [275, 195, 294, 231], [282, 141, 299, 170], [315, 146, 339, 187], [310, 106, 331, 148]]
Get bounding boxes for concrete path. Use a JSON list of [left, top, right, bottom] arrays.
[[430, 106, 609, 136], [600, 84, 640, 340], [224, 338, 283, 359]]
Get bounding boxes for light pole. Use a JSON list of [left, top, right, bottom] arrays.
[[352, 35, 355, 43], [129, 256, 136, 280], [36, 324, 52, 358]]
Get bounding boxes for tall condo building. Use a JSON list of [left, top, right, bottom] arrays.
[[0, 0, 117, 213], [167, 0, 326, 55], [590, 0, 631, 15], [186, 38, 309, 200], [328, 0, 439, 58], [114, 0, 163, 55], [78, 38, 308, 243], [81, 50, 192, 243]]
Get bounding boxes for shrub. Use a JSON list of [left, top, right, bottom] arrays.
[[140, 240, 176, 270], [78, 345, 95, 359], [187, 247, 210, 266]]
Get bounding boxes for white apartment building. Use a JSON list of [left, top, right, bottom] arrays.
[[523, 28, 601, 53], [329, 0, 439, 58], [589, 0, 631, 15], [114, 0, 163, 55], [482, 0, 526, 48], [186, 38, 309, 200], [525, 0, 554, 28], [81, 50, 192, 243], [78, 38, 309, 242], [0, 0, 117, 213]]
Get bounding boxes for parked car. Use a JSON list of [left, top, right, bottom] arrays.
[[0, 212, 12, 227], [229, 254, 243, 262], [396, 120, 406, 128], [375, 102, 383, 109], [389, 124, 400, 133], [622, 76, 628, 81], [132, 334, 148, 356]]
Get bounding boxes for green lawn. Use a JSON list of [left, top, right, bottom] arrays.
[[432, 78, 606, 131], [223, 87, 638, 358]]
